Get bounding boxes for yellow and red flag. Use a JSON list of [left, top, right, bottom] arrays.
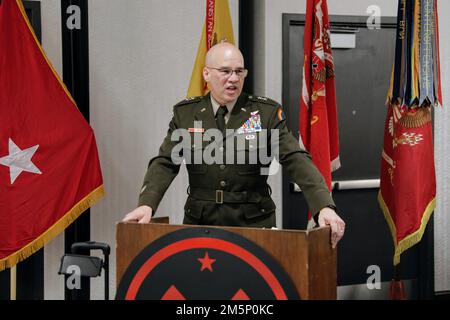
[[0, 0, 104, 270], [187, 0, 235, 97], [379, 0, 442, 265], [300, 0, 340, 198]]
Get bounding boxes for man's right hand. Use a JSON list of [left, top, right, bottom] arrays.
[[122, 205, 153, 224]]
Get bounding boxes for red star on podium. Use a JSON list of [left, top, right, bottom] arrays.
[[197, 252, 216, 272]]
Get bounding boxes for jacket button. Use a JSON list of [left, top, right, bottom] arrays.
[[261, 209, 266, 213], [220, 164, 226, 170], [220, 180, 227, 187]]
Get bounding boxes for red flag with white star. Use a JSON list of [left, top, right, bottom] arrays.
[[0, 0, 104, 270]]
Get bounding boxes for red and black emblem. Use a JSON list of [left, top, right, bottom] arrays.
[[116, 228, 299, 300]]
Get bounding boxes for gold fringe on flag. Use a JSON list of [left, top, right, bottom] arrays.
[[378, 191, 435, 265], [0, 186, 104, 271], [0, 0, 106, 272]]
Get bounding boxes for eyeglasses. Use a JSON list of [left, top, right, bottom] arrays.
[[207, 67, 248, 79]]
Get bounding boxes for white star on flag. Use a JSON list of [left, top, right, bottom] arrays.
[[0, 138, 42, 184]]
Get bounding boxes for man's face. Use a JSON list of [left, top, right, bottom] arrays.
[[203, 48, 246, 105]]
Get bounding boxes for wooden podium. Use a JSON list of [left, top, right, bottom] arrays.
[[116, 221, 336, 299]]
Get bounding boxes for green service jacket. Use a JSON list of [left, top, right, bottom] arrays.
[[138, 92, 335, 227]]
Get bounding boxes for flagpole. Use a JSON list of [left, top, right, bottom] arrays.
[[10, 265, 16, 300], [390, 264, 406, 299]]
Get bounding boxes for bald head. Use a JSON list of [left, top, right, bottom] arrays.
[[203, 43, 246, 105], [205, 42, 244, 67]]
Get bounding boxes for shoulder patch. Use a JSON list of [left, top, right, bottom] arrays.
[[277, 107, 286, 121], [248, 95, 279, 107], [175, 96, 202, 107]]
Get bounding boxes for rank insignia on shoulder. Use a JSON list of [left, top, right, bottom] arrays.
[[249, 95, 279, 106], [277, 107, 286, 121], [175, 96, 202, 107]]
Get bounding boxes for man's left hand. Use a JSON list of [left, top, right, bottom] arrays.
[[317, 207, 345, 249]]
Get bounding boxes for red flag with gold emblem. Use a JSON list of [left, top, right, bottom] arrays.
[[0, 0, 104, 270], [300, 0, 340, 191], [379, 0, 441, 265], [300, 0, 340, 218]]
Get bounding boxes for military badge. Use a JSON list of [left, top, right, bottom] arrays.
[[236, 111, 262, 134], [188, 128, 205, 133]]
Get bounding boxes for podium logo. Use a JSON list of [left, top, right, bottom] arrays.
[[116, 228, 299, 300]]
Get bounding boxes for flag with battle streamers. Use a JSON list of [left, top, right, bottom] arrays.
[[379, 0, 442, 265]]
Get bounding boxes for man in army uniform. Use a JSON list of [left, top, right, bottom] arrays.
[[123, 42, 345, 248]]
